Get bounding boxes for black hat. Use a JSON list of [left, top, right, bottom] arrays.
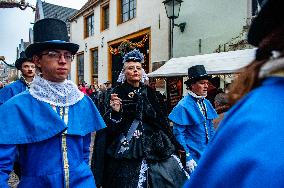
[[25, 18, 79, 58], [184, 65, 211, 86], [247, 0, 284, 47], [15, 51, 31, 70]]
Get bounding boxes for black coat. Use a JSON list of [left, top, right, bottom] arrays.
[[91, 82, 185, 187]]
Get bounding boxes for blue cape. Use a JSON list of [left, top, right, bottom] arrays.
[[168, 95, 218, 125], [0, 90, 106, 144], [0, 80, 26, 105], [184, 77, 284, 188]]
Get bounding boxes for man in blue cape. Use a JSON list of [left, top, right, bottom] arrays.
[[0, 51, 35, 105], [0, 18, 106, 188], [184, 0, 284, 187], [168, 65, 217, 175], [0, 51, 36, 178]]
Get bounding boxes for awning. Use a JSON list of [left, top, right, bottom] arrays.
[[148, 48, 256, 77]]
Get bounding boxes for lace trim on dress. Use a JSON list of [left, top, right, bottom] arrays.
[[172, 154, 190, 179], [137, 159, 149, 188], [29, 75, 84, 107]]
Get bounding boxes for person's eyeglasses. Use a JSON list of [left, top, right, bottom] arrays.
[[41, 51, 74, 62]]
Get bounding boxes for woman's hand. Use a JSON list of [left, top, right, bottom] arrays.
[[110, 93, 122, 112]]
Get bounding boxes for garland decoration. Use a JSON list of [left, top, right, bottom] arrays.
[[109, 34, 148, 56]]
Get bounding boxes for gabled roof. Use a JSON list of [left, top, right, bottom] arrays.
[[42, 2, 77, 23], [69, 0, 99, 21]]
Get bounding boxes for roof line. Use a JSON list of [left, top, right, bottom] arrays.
[[69, 0, 99, 21]]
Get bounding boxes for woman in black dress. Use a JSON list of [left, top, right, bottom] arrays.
[[92, 49, 188, 188]]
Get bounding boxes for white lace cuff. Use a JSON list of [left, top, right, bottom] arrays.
[[186, 159, 197, 173]]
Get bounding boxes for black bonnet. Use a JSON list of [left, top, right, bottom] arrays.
[[15, 51, 31, 70]]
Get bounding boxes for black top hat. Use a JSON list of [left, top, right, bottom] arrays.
[[15, 51, 31, 70], [25, 18, 79, 58], [247, 0, 284, 47], [184, 65, 211, 86]]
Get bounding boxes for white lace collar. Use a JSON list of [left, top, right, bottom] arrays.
[[29, 75, 84, 107], [188, 90, 206, 99]]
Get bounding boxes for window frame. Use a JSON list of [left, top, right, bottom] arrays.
[[90, 48, 99, 84], [84, 13, 94, 38], [101, 1, 110, 31], [76, 52, 84, 84], [117, 0, 136, 24]]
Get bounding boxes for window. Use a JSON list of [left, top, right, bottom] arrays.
[[77, 53, 84, 84], [101, 3, 109, 31], [91, 48, 99, 83], [119, 0, 136, 23], [85, 14, 94, 38]]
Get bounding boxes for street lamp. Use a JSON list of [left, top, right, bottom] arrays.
[[163, 0, 186, 58], [0, 56, 15, 67], [0, 0, 35, 10]]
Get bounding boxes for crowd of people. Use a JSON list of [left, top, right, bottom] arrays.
[[0, 23, 251, 188], [77, 80, 113, 116], [1, 0, 283, 187]]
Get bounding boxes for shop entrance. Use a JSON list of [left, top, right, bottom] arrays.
[[108, 31, 150, 86]]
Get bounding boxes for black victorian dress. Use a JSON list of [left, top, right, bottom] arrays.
[[92, 82, 188, 188]]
